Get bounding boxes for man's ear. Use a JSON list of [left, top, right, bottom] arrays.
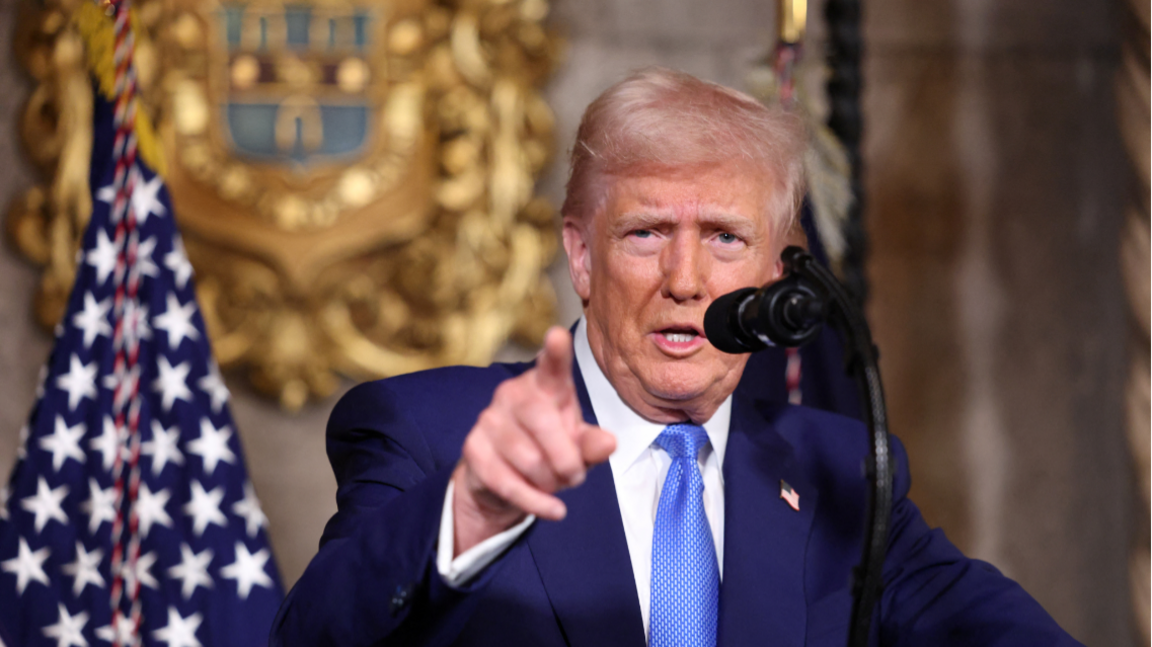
[[562, 216, 592, 300]]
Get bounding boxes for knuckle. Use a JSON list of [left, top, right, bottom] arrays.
[[522, 453, 548, 482], [494, 380, 513, 399], [477, 407, 515, 443], [548, 430, 580, 458], [493, 380, 523, 407], [475, 408, 499, 434], [461, 434, 480, 461], [505, 441, 539, 473], [477, 467, 503, 498], [463, 444, 486, 478], [555, 456, 582, 479], [512, 442, 540, 469], [492, 479, 516, 503]]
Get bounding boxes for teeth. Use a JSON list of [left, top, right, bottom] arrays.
[[662, 332, 696, 343]]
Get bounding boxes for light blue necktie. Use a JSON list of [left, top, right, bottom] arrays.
[[650, 423, 719, 647]]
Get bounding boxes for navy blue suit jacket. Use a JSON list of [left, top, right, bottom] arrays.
[[271, 359, 1081, 646]]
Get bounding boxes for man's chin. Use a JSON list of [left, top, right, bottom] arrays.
[[637, 372, 715, 405], [633, 356, 745, 411]]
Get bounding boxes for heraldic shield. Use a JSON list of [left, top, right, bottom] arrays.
[[11, 0, 561, 410]]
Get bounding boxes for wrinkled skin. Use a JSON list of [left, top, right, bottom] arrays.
[[451, 163, 781, 555], [565, 164, 781, 424]]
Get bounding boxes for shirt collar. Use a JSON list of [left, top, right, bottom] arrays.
[[573, 317, 731, 474]]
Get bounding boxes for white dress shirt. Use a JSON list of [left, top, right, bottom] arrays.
[[437, 318, 730, 638]]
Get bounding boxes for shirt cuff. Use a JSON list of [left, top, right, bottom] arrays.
[[436, 480, 536, 587]]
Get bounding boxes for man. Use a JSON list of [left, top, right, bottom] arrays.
[[272, 68, 1081, 646]]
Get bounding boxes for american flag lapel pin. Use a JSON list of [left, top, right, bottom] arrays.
[[780, 480, 800, 511]]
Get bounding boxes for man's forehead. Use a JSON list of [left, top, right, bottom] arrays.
[[619, 178, 729, 198], [603, 172, 770, 222]]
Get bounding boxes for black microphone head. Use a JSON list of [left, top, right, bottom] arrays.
[[704, 287, 764, 354], [756, 276, 826, 348]]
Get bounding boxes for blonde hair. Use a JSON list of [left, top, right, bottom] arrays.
[[561, 67, 807, 241]]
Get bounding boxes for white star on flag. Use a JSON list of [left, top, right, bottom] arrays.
[[134, 235, 161, 279], [97, 169, 167, 226], [132, 172, 168, 224], [168, 544, 214, 600], [56, 354, 97, 411], [135, 483, 174, 539], [165, 236, 194, 290], [82, 478, 117, 535], [90, 417, 124, 472], [72, 292, 113, 349], [16, 423, 30, 460], [120, 299, 152, 345], [188, 418, 237, 477], [21, 477, 69, 533], [85, 228, 118, 286], [197, 361, 231, 414], [95, 613, 136, 646], [1, 35, 284, 641], [121, 550, 160, 591], [1, 537, 51, 594], [39, 416, 87, 472], [233, 482, 269, 538], [154, 293, 200, 350], [184, 481, 228, 537], [62, 541, 106, 597], [41, 603, 90, 647], [144, 419, 185, 476], [220, 542, 273, 600], [153, 356, 194, 412], [106, 364, 142, 414], [152, 607, 204, 647]]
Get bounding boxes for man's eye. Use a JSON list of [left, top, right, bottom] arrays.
[[717, 232, 741, 244], [631, 229, 653, 239]]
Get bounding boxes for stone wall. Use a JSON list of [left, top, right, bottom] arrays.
[[864, 1, 1132, 643]]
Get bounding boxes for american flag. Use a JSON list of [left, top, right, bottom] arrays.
[[779, 480, 800, 512], [0, 2, 283, 645]]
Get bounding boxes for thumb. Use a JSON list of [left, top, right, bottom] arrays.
[[578, 423, 616, 466]]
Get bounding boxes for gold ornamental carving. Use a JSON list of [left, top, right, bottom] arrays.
[[9, 0, 561, 410]]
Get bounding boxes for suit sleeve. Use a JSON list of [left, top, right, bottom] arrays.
[[269, 380, 508, 647], [876, 436, 1085, 647]]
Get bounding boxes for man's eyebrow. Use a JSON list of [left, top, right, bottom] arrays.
[[612, 210, 762, 236], [698, 211, 759, 235], [614, 211, 677, 229]]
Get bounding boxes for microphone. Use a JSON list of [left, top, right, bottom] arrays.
[[703, 274, 827, 353], [705, 246, 893, 647]]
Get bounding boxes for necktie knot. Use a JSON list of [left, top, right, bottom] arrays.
[[655, 423, 708, 460]]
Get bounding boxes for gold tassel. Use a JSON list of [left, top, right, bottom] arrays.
[[73, 1, 166, 177]]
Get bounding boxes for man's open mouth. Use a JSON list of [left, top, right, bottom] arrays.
[[658, 327, 703, 344]]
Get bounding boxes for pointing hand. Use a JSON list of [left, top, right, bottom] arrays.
[[451, 327, 616, 556]]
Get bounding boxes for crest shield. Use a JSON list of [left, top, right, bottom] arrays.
[[11, 0, 561, 410]]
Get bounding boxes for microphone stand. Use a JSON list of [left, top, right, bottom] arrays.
[[773, 246, 893, 647]]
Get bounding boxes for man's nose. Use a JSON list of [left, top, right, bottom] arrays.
[[661, 233, 708, 302]]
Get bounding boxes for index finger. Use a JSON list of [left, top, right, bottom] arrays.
[[535, 326, 574, 400]]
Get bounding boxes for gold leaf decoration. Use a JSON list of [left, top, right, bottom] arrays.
[[9, 0, 560, 411]]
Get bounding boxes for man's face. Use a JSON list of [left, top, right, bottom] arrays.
[[563, 163, 780, 423]]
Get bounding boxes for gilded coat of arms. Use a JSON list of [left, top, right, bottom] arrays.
[[11, 0, 560, 410]]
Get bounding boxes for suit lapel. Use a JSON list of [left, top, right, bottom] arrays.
[[718, 394, 818, 647], [525, 360, 646, 647]]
